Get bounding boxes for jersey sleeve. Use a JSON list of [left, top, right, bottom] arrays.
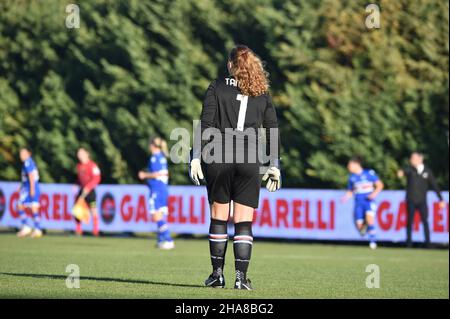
[[76, 164, 81, 185], [194, 80, 218, 159], [148, 157, 155, 172], [24, 159, 35, 174], [263, 95, 280, 166], [201, 80, 218, 130], [347, 177, 354, 191], [368, 169, 380, 182]]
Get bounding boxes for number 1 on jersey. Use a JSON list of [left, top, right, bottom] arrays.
[[236, 94, 248, 131]]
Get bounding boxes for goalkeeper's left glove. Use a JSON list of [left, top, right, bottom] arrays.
[[188, 149, 205, 186], [262, 166, 281, 192], [189, 158, 204, 186]]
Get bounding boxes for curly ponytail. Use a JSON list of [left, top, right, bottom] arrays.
[[229, 45, 269, 97]]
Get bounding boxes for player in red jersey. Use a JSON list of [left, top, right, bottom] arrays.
[[75, 147, 101, 236]]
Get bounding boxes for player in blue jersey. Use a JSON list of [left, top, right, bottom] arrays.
[[17, 148, 43, 238], [342, 156, 384, 249], [138, 137, 175, 250]]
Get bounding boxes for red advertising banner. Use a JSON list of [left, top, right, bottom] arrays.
[[0, 182, 448, 243]]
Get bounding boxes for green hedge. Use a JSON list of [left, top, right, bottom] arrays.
[[0, 0, 448, 189]]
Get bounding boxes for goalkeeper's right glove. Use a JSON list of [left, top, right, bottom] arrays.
[[262, 166, 281, 192]]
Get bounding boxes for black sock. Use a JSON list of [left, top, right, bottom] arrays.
[[209, 219, 228, 276], [233, 221, 253, 279]]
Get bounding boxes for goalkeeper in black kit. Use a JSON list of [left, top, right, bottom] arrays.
[[189, 45, 281, 290]]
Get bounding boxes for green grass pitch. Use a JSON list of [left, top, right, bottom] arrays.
[[0, 233, 448, 298]]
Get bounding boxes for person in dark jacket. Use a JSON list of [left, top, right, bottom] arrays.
[[397, 152, 446, 248]]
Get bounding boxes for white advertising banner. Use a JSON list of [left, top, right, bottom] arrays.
[[0, 182, 448, 243]]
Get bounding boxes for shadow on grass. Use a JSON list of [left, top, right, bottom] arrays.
[[0, 272, 204, 289]]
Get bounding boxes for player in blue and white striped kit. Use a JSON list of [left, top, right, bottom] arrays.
[[138, 137, 175, 250], [342, 157, 384, 249], [17, 148, 43, 238]]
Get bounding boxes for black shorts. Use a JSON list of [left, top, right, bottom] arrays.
[[203, 162, 261, 208], [76, 189, 97, 208]]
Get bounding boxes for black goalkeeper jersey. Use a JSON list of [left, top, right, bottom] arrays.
[[196, 77, 279, 165]]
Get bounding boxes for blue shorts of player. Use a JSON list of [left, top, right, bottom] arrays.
[[149, 190, 168, 215], [354, 199, 377, 223], [19, 189, 40, 206]]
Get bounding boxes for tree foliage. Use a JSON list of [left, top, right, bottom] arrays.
[[0, 0, 448, 189]]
